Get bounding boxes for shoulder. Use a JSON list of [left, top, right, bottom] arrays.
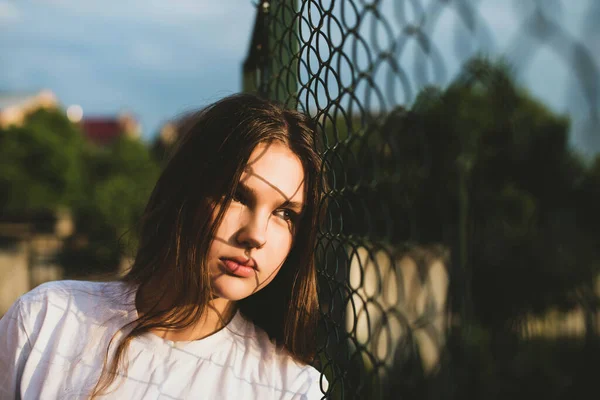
[[236, 316, 328, 399], [16, 280, 134, 330], [18, 279, 118, 308], [271, 348, 327, 399], [20, 279, 100, 300]]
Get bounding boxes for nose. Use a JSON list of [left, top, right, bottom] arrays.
[[235, 210, 267, 249]]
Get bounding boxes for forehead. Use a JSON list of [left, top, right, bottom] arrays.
[[242, 142, 305, 204]]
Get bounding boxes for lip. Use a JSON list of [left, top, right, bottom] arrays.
[[219, 256, 258, 278], [224, 256, 256, 268]]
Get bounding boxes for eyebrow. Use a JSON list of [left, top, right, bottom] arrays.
[[280, 199, 305, 213], [236, 181, 304, 212]]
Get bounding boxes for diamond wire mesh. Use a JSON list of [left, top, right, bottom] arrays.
[[243, 1, 600, 399]]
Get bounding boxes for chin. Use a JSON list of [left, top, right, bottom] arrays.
[[211, 275, 260, 301]]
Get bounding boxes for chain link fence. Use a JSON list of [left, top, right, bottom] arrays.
[[244, 1, 600, 398]]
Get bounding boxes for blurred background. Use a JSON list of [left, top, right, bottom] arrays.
[[0, 0, 255, 303], [1, 1, 600, 399]]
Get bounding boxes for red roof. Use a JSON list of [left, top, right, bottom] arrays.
[[81, 118, 123, 146]]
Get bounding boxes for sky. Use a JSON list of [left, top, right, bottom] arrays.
[[0, 0, 256, 138], [0, 0, 598, 152]]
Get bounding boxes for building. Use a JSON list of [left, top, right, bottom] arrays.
[[80, 112, 141, 146], [0, 209, 74, 316], [152, 112, 195, 160], [0, 90, 58, 128], [0, 89, 140, 145]]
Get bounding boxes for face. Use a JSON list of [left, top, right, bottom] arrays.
[[207, 141, 305, 301]]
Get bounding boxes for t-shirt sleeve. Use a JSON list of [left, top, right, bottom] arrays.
[[280, 366, 329, 400], [0, 298, 31, 399], [304, 371, 328, 400]]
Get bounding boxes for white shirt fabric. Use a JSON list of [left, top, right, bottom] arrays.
[[0, 280, 327, 400]]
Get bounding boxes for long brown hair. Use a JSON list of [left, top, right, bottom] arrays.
[[91, 94, 324, 397]]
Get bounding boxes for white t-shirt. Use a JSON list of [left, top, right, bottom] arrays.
[[0, 280, 327, 400]]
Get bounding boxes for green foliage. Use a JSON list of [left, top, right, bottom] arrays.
[[437, 328, 597, 400], [577, 154, 600, 238], [0, 109, 85, 213], [0, 108, 160, 275], [79, 136, 159, 236], [402, 58, 598, 323], [419, 60, 597, 322], [65, 135, 160, 274], [321, 56, 599, 325]]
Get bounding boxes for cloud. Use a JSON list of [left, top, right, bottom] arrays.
[[0, 0, 20, 22], [0, 0, 256, 137], [9, 1, 255, 59], [128, 41, 173, 70], [41, 0, 246, 25]]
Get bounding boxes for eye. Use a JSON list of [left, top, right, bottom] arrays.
[[232, 190, 246, 205], [275, 208, 299, 224]]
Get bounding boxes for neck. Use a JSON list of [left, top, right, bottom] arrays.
[[135, 283, 237, 342]]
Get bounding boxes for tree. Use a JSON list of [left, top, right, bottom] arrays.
[[0, 109, 85, 214], [321, 56, 598, 325], [62, 135, 160, 275], [0, 107, 160, 275], [403, 58, 597, 325]]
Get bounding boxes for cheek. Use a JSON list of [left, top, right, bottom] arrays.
[[214, 205, 242, 238], [267, 225, 294, 258]]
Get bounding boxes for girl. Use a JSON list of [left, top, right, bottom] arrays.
[[0, 94, 328, 399]]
